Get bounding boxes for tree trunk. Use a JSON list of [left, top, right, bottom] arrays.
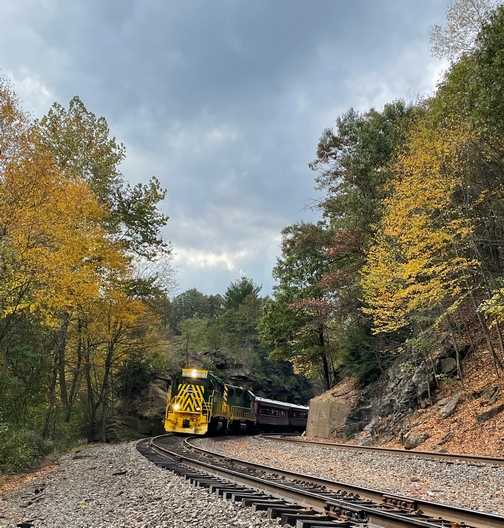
[[445, 314, 464, 388], [42, 350, 59, 439], [318, 325, 330, 391], [56, 313, 70, 412], [98, 343, 115, 443], [467, 285, 503, 375], [493, 320, 504, 364], [65, 318, 84, 423], [84, 339, 98, 441]]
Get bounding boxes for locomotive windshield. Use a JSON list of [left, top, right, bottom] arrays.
[[172, 368, 210, 389]]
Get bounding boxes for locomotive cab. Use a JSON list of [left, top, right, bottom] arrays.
[[164, 368, 215, 434], [164, 368, 257, 435]]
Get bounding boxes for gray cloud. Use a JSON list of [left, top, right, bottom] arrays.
[[0, 0, 452, 296]]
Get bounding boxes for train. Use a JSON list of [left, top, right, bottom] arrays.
[[164, 368, 309, 435]]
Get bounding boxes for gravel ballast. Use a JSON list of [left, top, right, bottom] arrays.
[[0, 441, 282, 528], [195, 436, 504, 516], [2, 436, 503, 527]]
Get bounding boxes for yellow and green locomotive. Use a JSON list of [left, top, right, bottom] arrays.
[[164, 368, 256, 434], [164, 368, 308, 435]]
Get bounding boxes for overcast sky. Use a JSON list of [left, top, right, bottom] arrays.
[[0, 0, 452, 298]]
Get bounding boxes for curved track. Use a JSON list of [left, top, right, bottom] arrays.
[[137, 434, 504, 528], [261, 434, 504, 466]]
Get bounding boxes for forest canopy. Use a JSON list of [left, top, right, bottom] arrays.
[[260, 0, 504, 389], [3, 0, 504, 473], [0, 79, 174, 470]]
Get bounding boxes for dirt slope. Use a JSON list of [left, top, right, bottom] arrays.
[[383, 349, 504, 456]]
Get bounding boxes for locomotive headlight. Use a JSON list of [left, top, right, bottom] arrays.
[[196, 406, 201, 412], [191, 369, 197, 378], [173, 404, 180, 411]]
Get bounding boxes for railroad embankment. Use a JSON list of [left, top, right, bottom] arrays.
[[309, 347, 504, 457]]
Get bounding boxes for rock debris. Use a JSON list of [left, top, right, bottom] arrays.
[[0, 442, 281, 528]]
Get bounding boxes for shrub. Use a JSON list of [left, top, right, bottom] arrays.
[[0, 425, 53, 473]]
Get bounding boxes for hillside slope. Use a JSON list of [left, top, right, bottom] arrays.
[[382, 349, 504, 456]]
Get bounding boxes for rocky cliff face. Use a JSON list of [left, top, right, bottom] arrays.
[[351, 351, 437, 444], [106, 379, 168, 442], [310, 344, 470, 449]]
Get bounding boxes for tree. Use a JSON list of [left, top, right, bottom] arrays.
[[259, 222, 337, 390], [430, 0, 495, 62], [222, 277, 261, 310], [217, 292, 262, 363], [260, 102, 416, 389], [361, 112, 476, 335], [0, 76, 174, 461], [36, 96, 169, 258], [166, 288, 222, 336], [33, 96, 172, 434], [430, 3, 504, 370], [174, 316, 209, 368]]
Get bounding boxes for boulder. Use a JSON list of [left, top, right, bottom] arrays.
[[440, 392, 462, 419], [438, 358, 457, 374], [227, 366, 252, 380], [106, 379, 169, 442], [476, 403, 504, 423], [403, 432, 430, 450], [467, 386, 499, 404], [357, 433, 374, 446], [106, 416, 156, 443], [437, 431, 454, 445], [134, 379, 168, 420], [488, 390, 500, 405], [482, 386, 499, 405]]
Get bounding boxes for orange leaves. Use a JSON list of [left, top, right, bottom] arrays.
[[0, 77, 130, 325]]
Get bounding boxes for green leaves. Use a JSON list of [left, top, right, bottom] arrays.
[[37, 96, 169, 259], [0, 77, 173, 450], [223, 277, 261, 310]]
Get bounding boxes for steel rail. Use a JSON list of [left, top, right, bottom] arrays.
[[145, 435, 504, 528], [261, 434, 504, 466]]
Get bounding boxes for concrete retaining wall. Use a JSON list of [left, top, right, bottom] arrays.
[[306, 400, 352, 438]]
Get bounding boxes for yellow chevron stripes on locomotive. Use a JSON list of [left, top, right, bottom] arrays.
[[223, 386, 228, 403], [177, 384, 205, 412]]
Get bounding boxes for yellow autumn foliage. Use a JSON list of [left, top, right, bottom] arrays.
[[0, 77, 129, 326], [361, 113, 477, 333]]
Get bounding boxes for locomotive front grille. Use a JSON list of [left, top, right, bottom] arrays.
[[164, 382, 212, 434], [176, 383, 205, 412]]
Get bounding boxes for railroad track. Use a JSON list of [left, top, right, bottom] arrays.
[[137, 434, 504, 528], [261, 434, 504, 467]]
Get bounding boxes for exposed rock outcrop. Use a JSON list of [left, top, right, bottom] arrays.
[[402, 432, 430, 449], [106, 379, 168, 442], [307, 344, 470, 446], [476, 403, 504, 423]]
